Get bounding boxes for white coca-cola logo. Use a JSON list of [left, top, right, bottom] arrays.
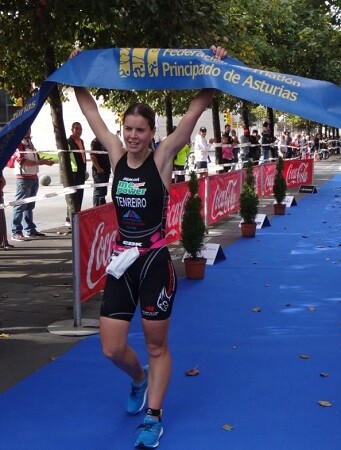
[[211, 179, 238, 220], [286, 163, 308, 186], [166, 191, 190, 239], [253, 170, 260, 190], [264, 169, 275, 192], [86, 222, 117, 289]]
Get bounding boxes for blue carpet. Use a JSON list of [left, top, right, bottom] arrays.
[[1, 174, 341, 450]]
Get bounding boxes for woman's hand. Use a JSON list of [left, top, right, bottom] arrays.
[[211, 45, 227, 60], [69, 48, 81, 59]]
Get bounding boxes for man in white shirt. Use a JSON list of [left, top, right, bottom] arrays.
[[193, 126, 212, 173]]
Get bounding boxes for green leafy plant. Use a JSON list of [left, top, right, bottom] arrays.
[[239, 159, 259, 224], [273, 156, 287, 204], [181, 171, 206, 259]]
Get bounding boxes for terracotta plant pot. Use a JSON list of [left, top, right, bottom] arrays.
[[241, 222, 257, 238], [184, 257, 207, 279], [274, 203, 286, 215]]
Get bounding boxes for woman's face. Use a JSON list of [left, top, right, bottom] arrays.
[[123, 114, 155, 155]]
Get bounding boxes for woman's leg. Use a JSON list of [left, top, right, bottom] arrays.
[[100, 316, 145, 383], [142, 318, 171, 412]]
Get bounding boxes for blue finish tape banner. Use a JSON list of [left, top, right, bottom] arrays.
[[1, 48, 341, 170]]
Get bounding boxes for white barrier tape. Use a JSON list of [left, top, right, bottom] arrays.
[[0, 182, 112, 210], [211, 140, 340, 150], [173, 163, 239, 176], [55, 149, 109, 154], [89, 182, 110, 188], [1, 187, 77, 209], [13, 149, 110, 155]]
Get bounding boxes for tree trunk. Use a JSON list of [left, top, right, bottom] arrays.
[[211, 96, 221, 164], [164, 92, 173, 136], [241, 101, 250, 129], [35, 4, 79, 217], [49, 86, 79, 214], [44, 45, 79, 215], [267, 107, 274, 138]]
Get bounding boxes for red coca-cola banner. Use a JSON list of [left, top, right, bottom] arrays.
[[165, 182, 189, 243], [240, 165, 262, 196], [165, 178, 205, 242], [262, 163, 277, 196], [78, 203, 117, 302], [253, 165, 263, 197], [283, 159, 313, 188], [207, 171, 241, 225]]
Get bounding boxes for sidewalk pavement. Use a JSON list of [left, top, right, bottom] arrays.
[[0, 158, 340, 393]]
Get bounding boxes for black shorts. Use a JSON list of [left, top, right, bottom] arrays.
[[101, 246, 177, 321]]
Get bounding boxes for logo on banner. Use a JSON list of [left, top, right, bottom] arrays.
[[286, 162, 309, 187], [211, 179, 238, 220], [86, 222, 117, 290], [264, 166, 276, 193], [166, 190, 190, 239], [120, 48, 160, 78]]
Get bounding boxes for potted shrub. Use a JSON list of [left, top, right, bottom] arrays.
[[181, 170, 207, 279], [273, 156, 287, 215], [239, 159, 259, 237]]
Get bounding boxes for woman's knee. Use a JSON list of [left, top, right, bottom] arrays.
[[101, 341, 126, 361], [145, 340, 168, 359], [100, 317, 130, 361], [143, 319, 169, 358]]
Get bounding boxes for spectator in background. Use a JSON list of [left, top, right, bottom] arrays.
[[224, 123, 231, 137], [239, 128, 250, 161], [249, 129, 261, 161], [231, 129, 239, 162], [65, 122, 87, 226], [292, 133, 304, 158], [298, 132, 309, 159], [222, 124, 235, 160], [311, 133, 321, 158], [11, 128, 54, 241], [90, 137, 112, 206], [193, 126, 213, 175], [185, 153, 197, 172], [277, 132, 287, 158], [152, 131, 161, 150], [221, 133, 234, 172], [172, 127, 191, 182], [0, 171, 14, 249], [261, 121, 273, 161], [285, 130, 293, 159], [271, 136, 278, 159]]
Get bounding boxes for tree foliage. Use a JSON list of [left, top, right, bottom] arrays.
[[273, 156, 287, 204], [0, 0, 339, 139], [239, 159, 259, 224], [181, 170, 206, 259], [218, 0, 340, 130]]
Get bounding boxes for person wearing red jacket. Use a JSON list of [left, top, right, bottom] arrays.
[[11, 128, 53, 241]]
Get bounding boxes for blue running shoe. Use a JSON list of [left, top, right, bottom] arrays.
[[135, 416, 163, 448], [126, 365, 149, 415]]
